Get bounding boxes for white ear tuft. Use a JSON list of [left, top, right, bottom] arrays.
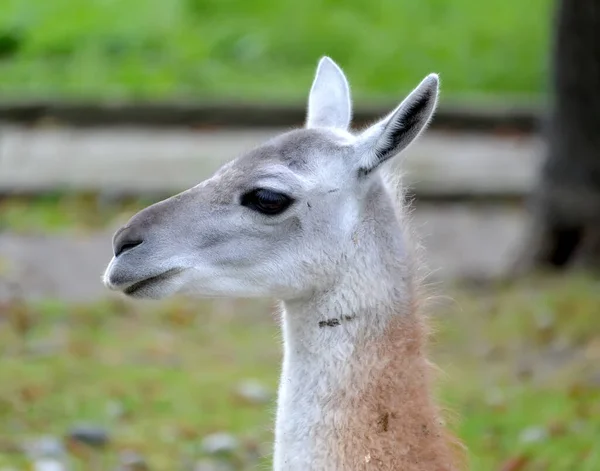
[[305, 56, 352, 130], [356, 73, 439, 174]]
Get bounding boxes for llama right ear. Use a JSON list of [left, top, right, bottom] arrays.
[[355, 74, 439, 175], [305, 57, 352, 130]]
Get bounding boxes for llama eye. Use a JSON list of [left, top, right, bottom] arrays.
[[241, 189, 294, 215]]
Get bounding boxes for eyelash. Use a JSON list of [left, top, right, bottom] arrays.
[[240, 189, 294, 216]]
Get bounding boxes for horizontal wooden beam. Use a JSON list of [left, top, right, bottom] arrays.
[[0, 126, 543, 199], [0, 101, 543, 133]]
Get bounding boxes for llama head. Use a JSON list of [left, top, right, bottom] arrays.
[[103, 57, 439, 300]]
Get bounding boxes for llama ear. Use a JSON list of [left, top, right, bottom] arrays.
[[356, 74, 439, 175], [305, 57, 352, 130]]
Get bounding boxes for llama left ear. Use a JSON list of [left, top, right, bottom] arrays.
[[356, 74, 439, 175], [306, 57, 352, 130]]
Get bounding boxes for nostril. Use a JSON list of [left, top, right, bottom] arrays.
[[115, 239, 143, 257]]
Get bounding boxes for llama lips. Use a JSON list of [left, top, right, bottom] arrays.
[[122, 269, 182, 296]]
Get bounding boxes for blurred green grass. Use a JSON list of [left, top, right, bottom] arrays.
[[0, 276, 599, 470], [0, 0, 551, 102], [0, 194, 156, 234]]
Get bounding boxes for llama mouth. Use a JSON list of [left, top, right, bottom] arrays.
[[123, 268, 182, 296]]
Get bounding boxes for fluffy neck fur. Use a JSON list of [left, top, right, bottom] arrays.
[[274, 179, 461, 470]]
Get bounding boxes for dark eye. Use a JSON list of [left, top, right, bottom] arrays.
[[241, 189, 294, 215]]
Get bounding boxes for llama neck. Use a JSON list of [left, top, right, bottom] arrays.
[[274, 203, 460, 470]]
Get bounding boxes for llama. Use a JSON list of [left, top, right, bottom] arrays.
[[104, 57, 463, 470]]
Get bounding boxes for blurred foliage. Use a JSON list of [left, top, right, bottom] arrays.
[[0, 0, 551, 101], [0, 276, 598, 469], [0, 193, 158, 233]]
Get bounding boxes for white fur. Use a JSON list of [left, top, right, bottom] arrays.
[[306, 56, 352, 130], [274, 227, 410, 469]]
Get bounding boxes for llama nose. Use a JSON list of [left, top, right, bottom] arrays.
[[113, 226, 144, 257]]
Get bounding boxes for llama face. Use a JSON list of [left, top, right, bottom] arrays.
[[104, 127, 367, 299], [103, 58, 439, 300]]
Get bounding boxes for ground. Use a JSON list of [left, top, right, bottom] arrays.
[[0, 275, 598, 470], [0, 0, 550, 101]]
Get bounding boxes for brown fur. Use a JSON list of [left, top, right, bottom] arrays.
[[312, 306, 465, 470]]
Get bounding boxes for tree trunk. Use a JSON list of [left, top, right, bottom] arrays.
[[517, 0, 600, 272]]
